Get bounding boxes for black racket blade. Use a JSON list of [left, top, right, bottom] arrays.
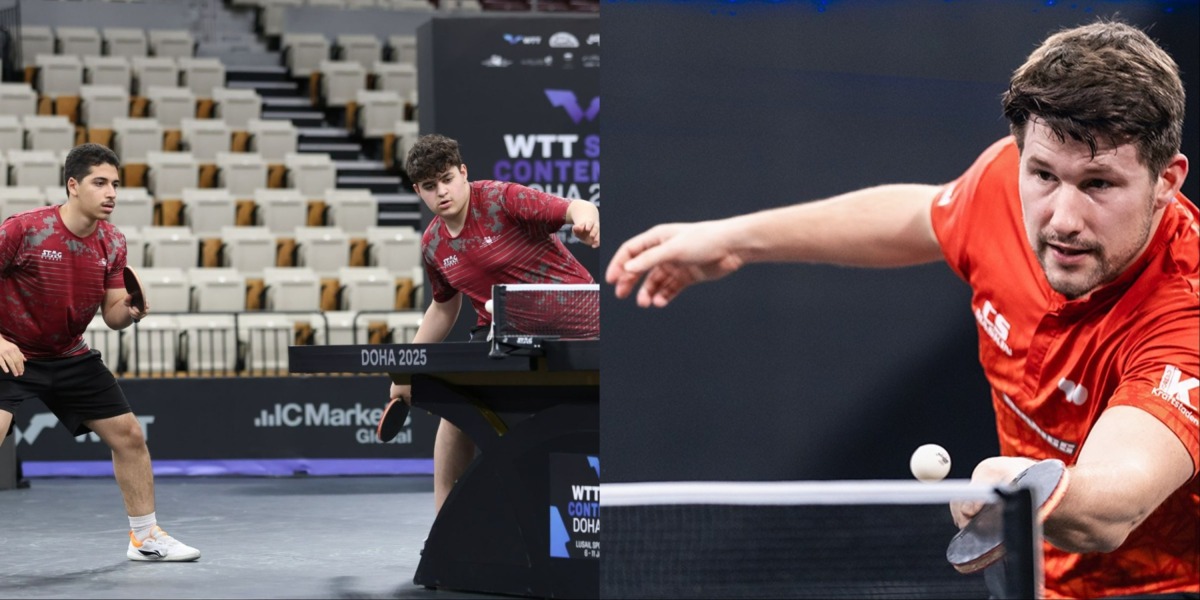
[[376, 398, 410, 442]]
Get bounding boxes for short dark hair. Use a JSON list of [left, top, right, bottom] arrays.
[[405, 134, 464, 184], [64, 143, 121, 198], [1003, 20, 1185, 176]]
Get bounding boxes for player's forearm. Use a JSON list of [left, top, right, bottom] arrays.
[[1043, 463, 1160, 553], [101, 299, 134, 330], [722, 184, 944, 268], [565, 199, 599, 224], [410, 296, 461, 344]]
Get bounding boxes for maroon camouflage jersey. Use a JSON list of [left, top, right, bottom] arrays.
[[423, 180, 594, 328], [0, 206, 128, 358]]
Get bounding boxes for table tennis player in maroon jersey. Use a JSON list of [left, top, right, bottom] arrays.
[[389, 133, 599, 513]]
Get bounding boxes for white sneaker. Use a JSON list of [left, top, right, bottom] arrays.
[[126, 526, 201, 562]]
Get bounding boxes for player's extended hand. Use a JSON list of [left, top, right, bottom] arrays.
[[573, 219, 600, 248], [605, 221, 746, 308], [950, 456, 1038, 528], [0, 336, 26, 377], [390, 382, 413, 405]]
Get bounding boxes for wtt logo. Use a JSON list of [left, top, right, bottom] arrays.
[[545, 90, 599, 124]]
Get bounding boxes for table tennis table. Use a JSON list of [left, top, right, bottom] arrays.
[[288, 339, 599, 599]]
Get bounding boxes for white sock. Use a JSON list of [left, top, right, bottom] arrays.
[[129, 512, 157, 541]]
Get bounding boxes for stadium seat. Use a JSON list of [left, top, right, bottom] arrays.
[[123, 226, 146, 268], [254, 188, 308, 234], [247, 118, 297, 162], [212, 87, 262, 131], [21, 115, 74, 152], [237, 312, 294, 374], [294, 226, 349, 277], [0, 83, 38, 117], [136, 266, 190, 312], [127, 315, 181, 375], [366, 225, 421, 272], [187, 267, 247, 312], [181, 118, 233, 162], [281, 33, 329, 78], [386, 310, 423, 343], [79, 85, 130, 129], [283, 152, 336, 198], [178, 57, 226, 100], [146, 86, 196, 128], [0, 116, 21, 154], [142, 227, 199, 269], [335, 34, 382, 71], [263, 267, 321, 311], [6, 150, 60, 187], [181, 188, 237, 237], [324, 188, 377, 235], [355, 89, 402, 138], [220, 226, 277, 276], [394, 120, 419, 168], [83, 56, 133, 90], [373, 61, 416, 104], [176, 314, 238, 374], [146, 151, 199, 198], [110, 187, 155, 229], [17, 26, 54, 69], [387, 34, 416, 66], [337, 266, 394, 311], [147, 29, 194, 59], [318, 60, 366, 107], [112, 117, 164, 163], [101, 27, 148, 59], [0, 186, 47, 220], [55, 26, 101, 58], [131, 57, 179, 96], [34, 54, 84, 97], [216, 152, 268, 199]]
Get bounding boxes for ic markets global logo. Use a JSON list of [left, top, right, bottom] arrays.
[[544, 90, 599, 124]]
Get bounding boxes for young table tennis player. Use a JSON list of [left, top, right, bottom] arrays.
[[0, 143, 200, 562]]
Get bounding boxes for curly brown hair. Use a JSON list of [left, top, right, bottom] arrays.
[[405, 134, 464, 184], [1003, 20, 1185, 176]]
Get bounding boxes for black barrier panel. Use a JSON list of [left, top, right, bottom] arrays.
[[417, 15, 600, 340], [10, 377, 438, 462]]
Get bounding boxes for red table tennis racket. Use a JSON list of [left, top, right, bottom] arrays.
[[376, 397, 410, 442], [123, 265, 146, 313], [946, 458, 1070, 574]]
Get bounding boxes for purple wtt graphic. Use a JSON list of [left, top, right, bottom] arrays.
[[544, 89, 599, 124]]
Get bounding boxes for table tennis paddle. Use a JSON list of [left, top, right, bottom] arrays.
[[123, 265, 146, 314], [946, 458, 1069, 574], [376, 397, 410, 442]]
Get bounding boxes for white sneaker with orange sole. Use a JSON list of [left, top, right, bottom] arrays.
[[126, 526, 201, 562]]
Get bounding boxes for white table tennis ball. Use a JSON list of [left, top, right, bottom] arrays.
[[910, 443, 952, 482], [485, 299, 494, 314]]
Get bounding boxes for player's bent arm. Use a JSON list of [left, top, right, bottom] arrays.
[[410, 293, 463, 344], [564, 199, 599, 226], [100, 287, 136, 330], [1043, 405, 1194, 553], [726, 184, 944, 267]]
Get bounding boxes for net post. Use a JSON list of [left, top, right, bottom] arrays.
[[997, 486, 1040, 599]]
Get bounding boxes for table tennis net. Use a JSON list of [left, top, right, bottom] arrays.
[[492, 283, 599, 340], [600, 481, 1035, 599]]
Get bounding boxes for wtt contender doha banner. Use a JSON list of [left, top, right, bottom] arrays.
[[417, 15, 600, 279]]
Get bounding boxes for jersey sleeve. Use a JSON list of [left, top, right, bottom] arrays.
[[1108, 309, 1200, 474], [498, 182, 571, 238], [421, 234, 457, 304], [0, 216, 24, 273], [929, 137, 1021, 282]]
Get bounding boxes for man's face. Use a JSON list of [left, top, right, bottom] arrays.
[[1019, 120, 1171, 300], [414, 164, 470, 222], [68, 163, 120, 222]]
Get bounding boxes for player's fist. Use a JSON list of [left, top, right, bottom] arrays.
[[573, 220, 600, 248]]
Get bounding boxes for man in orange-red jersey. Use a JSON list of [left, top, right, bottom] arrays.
[[606, 20, 1197, 599]]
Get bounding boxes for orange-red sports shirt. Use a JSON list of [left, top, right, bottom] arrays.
[[930, 137, 1199, 599]]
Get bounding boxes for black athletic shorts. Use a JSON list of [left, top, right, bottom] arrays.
[[0, 350, 132, 437]]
